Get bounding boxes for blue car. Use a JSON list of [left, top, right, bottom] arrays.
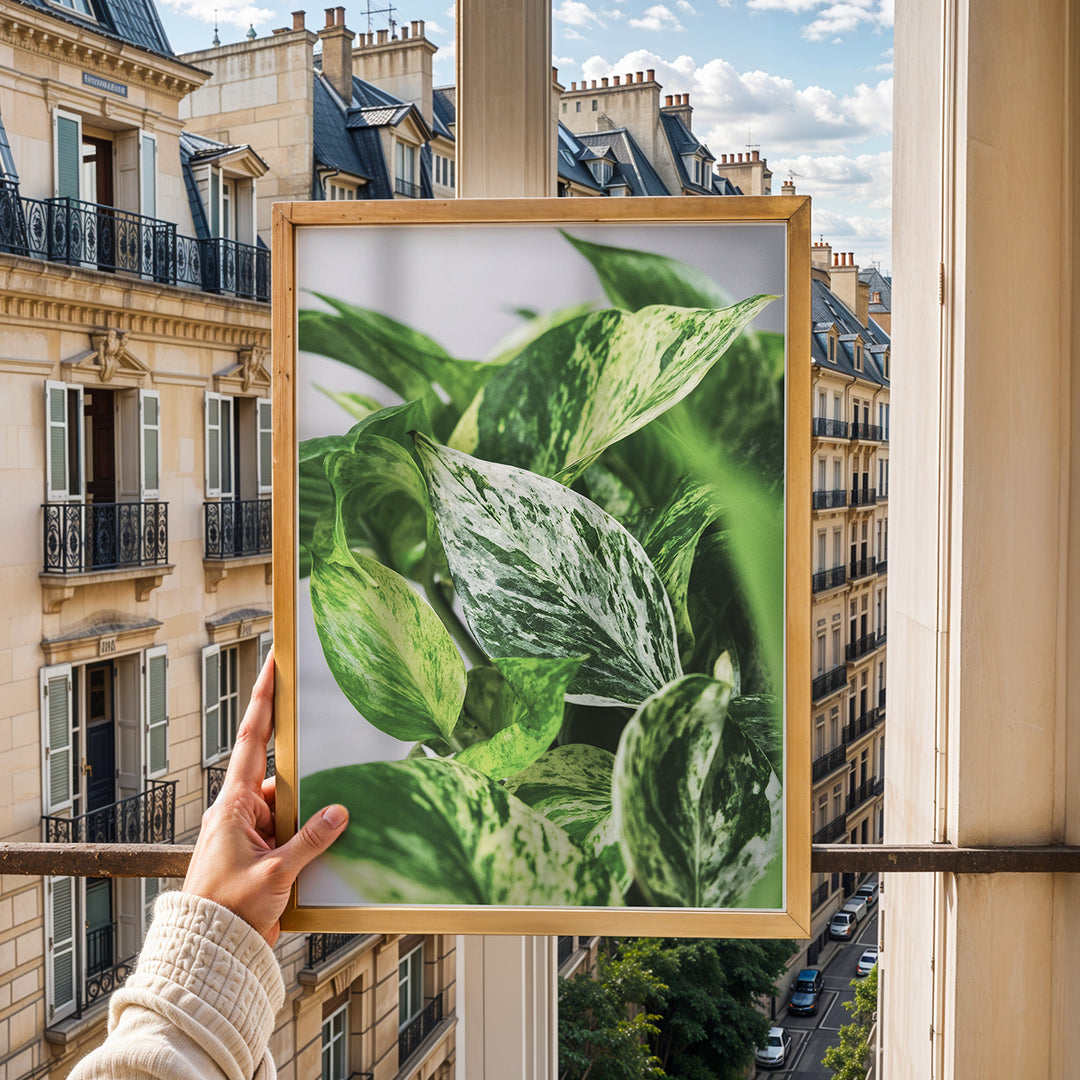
[[788, 968, 824, 1015]]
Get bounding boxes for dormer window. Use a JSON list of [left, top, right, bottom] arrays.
[[854, 342, 864, 371], [327, 180, 358, 200], [828, 335, 837, 363], [588, 159, 612, 185], [872, 291, 882, 304], [50, 0, 95, 19]]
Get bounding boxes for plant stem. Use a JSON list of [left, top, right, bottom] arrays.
[[422, 567, 488, 668]]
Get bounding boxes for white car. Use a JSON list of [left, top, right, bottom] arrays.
[[856, 947, 879, 976], [754, 1026, 792, 1069]]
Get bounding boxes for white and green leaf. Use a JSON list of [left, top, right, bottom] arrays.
[[414, 437, 682, 707], [455, 656, 583, 779], [301, 757, 621, 906], [450, 297, 774, 483], [613, 673, 782, 908], [309, 552, 465, 743], [505, 744, 629, 893]]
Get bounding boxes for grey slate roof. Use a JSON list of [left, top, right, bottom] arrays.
[[659, 111, 715, 195], [574, 127, 670, 196], [811, 276, 890, 386], [557, 125, 603, 192], [312, 74, 375, 186], [15, 0, 173, 57], [346, 104, 413, 128], [432, 87, 455, 139], [859, 266, 893, 313]]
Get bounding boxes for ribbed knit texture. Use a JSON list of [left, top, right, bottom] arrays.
[[68, 892, 285, 1080]]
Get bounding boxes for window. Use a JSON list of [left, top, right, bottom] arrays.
[[588, 159, 612, 185], [204, 392, 272, 500], [396, 141, 416, 186], [327, 181, 357, 200], [399, 943, 424, 1026], [832, 627, 841, 668], [201, 643, 239, 766], [816, 633, 826, 675], [206, 166, 254, 242], [816, 530, 826, 572], [51, 0, 95, 17], [591, 99, 598, 111], [854, 342, 864, 371], [832, 785, 843, 819], [833, 393, 842, 420], [817, 794, 828, 830], [818, 390, 827, 417], [322, 1001, 348, 1080], [815, 715, 825, 758], [575, 101, 581, 112], [828, 335, 836, 363], [872, 290, 881, 304], [562, 102, 567, 113], [816, 458, 826, 489]]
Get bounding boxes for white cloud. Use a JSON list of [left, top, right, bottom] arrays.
[[563, 27, 586, 39], [745, 0, 892, 40], [773, 150, 891, 209], [162, 0, 273, 31], [554, 0, 604, 27], [675, 0, 698, 12], [424, 20, 446, 35], [553, 54, 578, 68], [746, 0, 822, 12], [629, 4, 685, 31]]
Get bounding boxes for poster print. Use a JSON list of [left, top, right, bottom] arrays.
[[274, 199, 810, 937]]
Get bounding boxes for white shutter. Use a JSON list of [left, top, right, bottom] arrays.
[[139, 132, 157, 219], [142, 876, 161, 933], [205, 392, 221, 498], [40, 664, 73, 816], [201, 644, 222, 767], [257, 398, 272, 495], [258, 630, 273, 670], [139, 389, 161, 500], [144, 645, 168, 779], [45, 381, 70, 502], [45, 876, 77, 1022]]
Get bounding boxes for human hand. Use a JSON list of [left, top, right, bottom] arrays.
[[183, 648, 348, 945]]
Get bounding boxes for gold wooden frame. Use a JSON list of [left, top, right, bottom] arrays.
[[273, 197, 811, 937]]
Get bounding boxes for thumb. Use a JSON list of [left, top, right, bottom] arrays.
[[276, 804, 349, 879]]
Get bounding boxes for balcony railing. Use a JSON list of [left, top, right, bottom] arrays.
[[846, 632, 880, 662], [843, 707, 882, 745], [847, 776, 884, 814], [395, 177, 422, 198], [204, 499, 272, 559], [42, 501, 168, 573], [208, 750, 274, 808], [812, 744, 848, 783], [77, 921, 136, 1019], [399, 993, 443, 1066], [812, 489, 847, 510], [879, 687, 887, 713], [43, 780, 176, 844], [0, 187, 269, 302], [812, 664, 847, 702], [813, 814, 847, 845], [307, 932, 357, 967], [850, 487, 878, 507], [812, 565, 847, 593], [558, 935, 574, 966], [812, 417, 849, 438], [877, 558, 888, 575], [850, 423, 883, 441], [849, 556, 877, 580], [811, 881, 832, 910]]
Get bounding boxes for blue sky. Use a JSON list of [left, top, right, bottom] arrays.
[[161, 0, 893, 272]]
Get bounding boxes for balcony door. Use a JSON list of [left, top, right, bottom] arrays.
[[81, 135, 114, 208], [85, 389, 115, 505], [84, 663, 116, 814]]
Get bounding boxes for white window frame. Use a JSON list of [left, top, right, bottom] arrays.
[[144, 644, 169, 779], [398, 943, 424, 1028], [139, 131, 157, 220], [142, 876, 161, 933], [321, 1000, 349, 1080], [139, 389, 161, 500], [201, 643, 222, 767], [45, 875, 78, 1023], [40, 663, 74, 816], [204, 392, 234, 499], [45, 380, 84, 502], [257, 398, 272, 495]]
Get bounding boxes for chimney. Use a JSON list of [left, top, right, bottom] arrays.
[[635, 71, 643, 83], [352, 13, 437, 128], [292, 9, 305, 29], [318, 6, 354, 100], [830, 251, 867, 323], [646, 68, 655, 81], [601, 77, 609, 87], [612, 75, 620, 86], [401, 24, 409, 38], [781, 179, 796, 195], [661, 90, 693, 131], [811, 239, 832, 271]]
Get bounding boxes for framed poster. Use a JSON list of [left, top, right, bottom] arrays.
[[273, 197, 810, 937]]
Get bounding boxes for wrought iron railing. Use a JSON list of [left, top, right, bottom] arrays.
[[307, 932, 357, 967], [879, 687, 887, 712], [812, 664, 847, 702], [847, 776, 883, 814], [0, 188, 269, 302], [42, 501, 168, 573], [558, 935, 574, 966], [846, 632, 879, 662], [43, 780, 176, 844], [78, 921, 136, 1018], [204, 499, 272, 559], [812, 489, 847, 510], [813, 814, 847, 845], [811, 881, 832, 910], [850, 423, 883, 441], [395, 177, 422, 198], [850, 487, 878, 507], [812, 565, 846, 593], [812, 744, 848, 783], [876, 558, 888, 575], [844, 707, 880, 745], [849, 556, 877, 580], [812, 417, 849, 438], [399, 993, 443, 1066], [208, 750, 274, 808]]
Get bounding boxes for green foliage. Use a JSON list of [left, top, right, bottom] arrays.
[[298, 232, 786, 908], [823, 966, 878, 1080]]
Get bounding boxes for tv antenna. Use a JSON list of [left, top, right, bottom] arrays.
[[362, 0, 398, 35], [746, 127, 761, 154]]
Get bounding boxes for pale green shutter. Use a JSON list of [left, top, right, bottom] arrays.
[[209, 167, 220, 236], [142, 877, 160, 933], [257, 398, 272, 495], [205, 393, 221, 498], [202, 644, 221, 766], [45, 382, 69, 501], [219, 396, 233, 498], [258, 631, 273, 671], [40, 664, 73, 815], [139, 390, 161, 499], [145, 645, 168, 778], [46, 876, 77, 1022], [140, 133, 157, 218], [54, 114, 80, 200]]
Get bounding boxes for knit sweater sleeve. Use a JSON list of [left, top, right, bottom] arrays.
[[68, 892, 286, 1080]]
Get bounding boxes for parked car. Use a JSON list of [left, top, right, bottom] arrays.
[[788, 967, 824, 1015], [754, 1026, 792, 1069], [854, 880, 879, 906], [842, 895, 868, 924], [830, 910, 856, 940], [856, 947, 879, 976]]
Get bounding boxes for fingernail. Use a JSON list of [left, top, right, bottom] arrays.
[[322, 804, 347, 829]]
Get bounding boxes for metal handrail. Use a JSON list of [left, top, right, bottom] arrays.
[[812, 744, 848, 782], [398, 993, 443, 1066], [849, 556, 878, 580], [812, 565, 847, 593], [43, 780, 176, 845], [307, 932, 357, 967], [813, 815, 847, 845], [812, 665, 847, 702], [850, 487, 878, 507], [812, 489, 848, 510], [395, 177, 421, 198], [812, 417, 849, 438], [846, 632, 880, 662], [42, 501, 168, 573], [204, 499, 272, 559]]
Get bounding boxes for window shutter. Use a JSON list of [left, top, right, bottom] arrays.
[[205, 392, 221, 498], [139, 389, 161, 499], [40, 664, 73, 816], [201, 644, 221, 767], [219, 395, 233, 498], [53, 112, 80, 200], [140, 132, 157, 219], [257, 398, 272, 494], [45, 876, 77, 1022], [209, 167, 221, 237], [142, 876, 161, 933], [45, 381, 70, 502], [144, 645, 168, 779], [258, 630, 273, 670]]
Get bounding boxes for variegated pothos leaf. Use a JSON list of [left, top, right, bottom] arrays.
[[414, 437, 682, 707], [301, 758, 621, 906], [613, 673, 782, 908], [449, 297, 775, 483]]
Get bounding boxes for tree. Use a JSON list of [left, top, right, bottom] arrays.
[[822, 966, 878, 1080]]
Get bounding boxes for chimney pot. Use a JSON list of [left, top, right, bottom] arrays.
[[291, 9, 305, 29], [613, 75, 620, 86], [636, 71, 643, 83], [571, 81, 577, 90], [752, 150, 759, 161], [625, 72, 633, 83], [416, 19, 424, 35], [335, 5, 344, 25], [591, 79, 597, 88], [272, 26, 288, 34], [646, 68, 655, 81], [401, 25, 409, 38], [665, 94, 673, 106], [601, 77, 608, 87], [552, 65, 559, 80], [324, 7, 334, 28], [377, 28, 387, 42]]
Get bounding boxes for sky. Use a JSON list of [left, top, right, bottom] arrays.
[[160, 0, 893, 273]]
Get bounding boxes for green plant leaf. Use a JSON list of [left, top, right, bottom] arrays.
[[563, 232, 733, 312], [505, 744, 630, 893], [314, 385, 382, 421], [301, 757, 621, 906], [613, 673, 782, 908], [309, 552, 465, 742], [728, 693, 783, 779], [486, 301, 595, 367], [414, 436, 682, 707], [455, 655, 583, 779], [450, 297, 775, 483]]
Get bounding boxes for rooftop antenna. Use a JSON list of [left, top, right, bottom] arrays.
[[362, 0, 399, 35], [788, 170, 803, 183], [745, 127, 760, 155], [212, 9, 220, 45]]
